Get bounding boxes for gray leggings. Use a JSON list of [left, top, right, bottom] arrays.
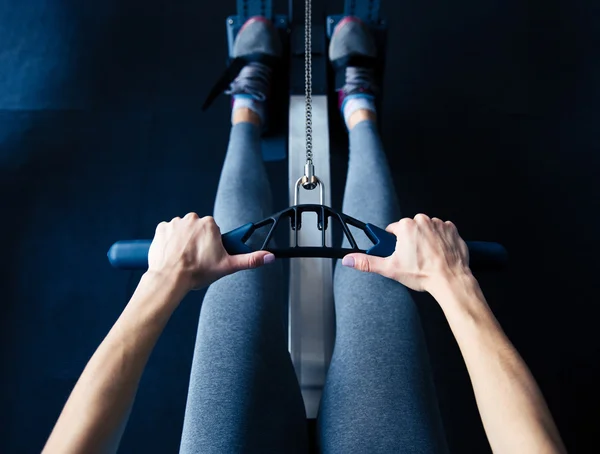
[[179, 121, 449, 453]]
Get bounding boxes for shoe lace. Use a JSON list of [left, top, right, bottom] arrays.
[[343, 67, 378, 95], [225, 62, 272, 101]]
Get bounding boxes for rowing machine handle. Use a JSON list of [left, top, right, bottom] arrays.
[[107, 224, 507, 271], [107, 223, 255, 270], [365, 224, 508, 271]]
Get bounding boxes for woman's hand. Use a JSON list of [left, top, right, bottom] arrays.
[[147, 212, 275, 293], [341, 214, 471, 293]]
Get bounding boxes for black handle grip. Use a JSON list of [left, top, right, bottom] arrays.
[[108, 226, 507, 271], [107, 240, 151, 270], [464, 241, 509, 271], [365, 224, 508, 271], [107, 224, 255, 270]]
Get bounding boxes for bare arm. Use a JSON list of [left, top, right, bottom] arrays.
[[43, 214, 273, 454], [431, 273, 566, 454], [43, 272, 185, 454], [343, 214, 566, 454]]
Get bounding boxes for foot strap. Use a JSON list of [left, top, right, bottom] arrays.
[[202, 53, 279, 111], [331, 54, 378, 92]]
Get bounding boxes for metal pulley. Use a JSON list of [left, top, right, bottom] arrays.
[[301, 161, 318, 189], [295, 171, 324, 206]]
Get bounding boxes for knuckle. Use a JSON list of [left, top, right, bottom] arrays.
[[414, 213, 431, 223], [200, 216, 218, 229], [398, 218, 411, 225], [171, 216, 181, 222], [462, 242, 470, 261], [155, 221, 167, 232], [398, 218, 414, 229], [247, 255, 260, 269], [210, 219, 221, 233], [185, 212, 199, 219], [358, 258, 371, 273], [432, 218, 444, 230], [446, 221, 459, 234]]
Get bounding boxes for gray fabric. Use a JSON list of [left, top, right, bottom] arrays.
[[317, 120, 449, 453], [233, 18, 282, 58], [179, 123, 307, 453], [179, 121, 449, 453], [328, 18, 377, 62]]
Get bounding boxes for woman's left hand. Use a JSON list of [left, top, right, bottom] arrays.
[[147, 212, 275, 293]]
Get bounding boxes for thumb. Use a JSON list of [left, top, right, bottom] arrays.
[[342, 253, 386, 275], [228, 251, 276, 272]]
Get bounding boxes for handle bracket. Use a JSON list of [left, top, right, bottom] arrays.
[[108, 205, 508, 270]]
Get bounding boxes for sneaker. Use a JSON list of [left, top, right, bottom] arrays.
[[328, 17, 378, 107], [203, 16, 282, 110]]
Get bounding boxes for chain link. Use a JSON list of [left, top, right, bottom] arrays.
[[304, 0, 313, 164]]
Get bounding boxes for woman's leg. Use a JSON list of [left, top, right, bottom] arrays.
[[317, 18, 448, 453], [179, 18, 307, 454]]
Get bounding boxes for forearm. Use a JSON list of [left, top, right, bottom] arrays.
[[431, 274, 566, 454], [43, 271, 187, 454]]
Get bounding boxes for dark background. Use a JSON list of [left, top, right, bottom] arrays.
[[0, 0, 597, 452]]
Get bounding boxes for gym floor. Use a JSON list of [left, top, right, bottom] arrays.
[[1, 0, 597, 452]]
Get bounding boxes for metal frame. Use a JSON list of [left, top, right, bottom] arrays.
[[236, 0, 273, 20], [286, 0, 334, 418], [288, 96, 333, 418], [343, 0, 381, 24], [230, 0, 385, 418]]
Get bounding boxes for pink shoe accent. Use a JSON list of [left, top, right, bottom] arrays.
[[239, 16, 272, 34], [337, 90, 345, 110], [337, 87, 370, 110], [333, 16, 364, 36]]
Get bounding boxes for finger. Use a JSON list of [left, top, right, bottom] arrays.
[[341, 253, 388, 276], [460, 239, 471, 266], [414, 213, 431, 224], [461, 241, 470, 266], [386, 218, 413, 235], [385, 221, 400, 233], [200, 216, 221, 233], [444, 221, 458, 235], [155, 221, 168, 234], [184, 212, 199, 220], [228, 251, 275, 272]]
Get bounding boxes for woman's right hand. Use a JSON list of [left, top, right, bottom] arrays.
[[341, 214, 472, 293]]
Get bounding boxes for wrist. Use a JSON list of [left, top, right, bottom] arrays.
[[134, 271, 189, 310], [428, 267, 475, 294], [428, 270, 486, 316], [145, 269, 189, 293], [115, 271, 188, 345]]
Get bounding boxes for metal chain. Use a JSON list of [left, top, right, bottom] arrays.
[[298, 0, 319, 192], [304, 0, 313, 164]]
